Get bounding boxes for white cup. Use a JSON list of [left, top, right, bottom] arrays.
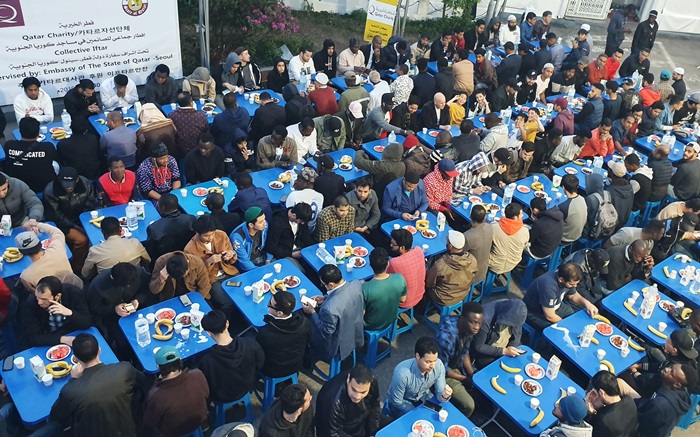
[[222, 179, 229, 188], [146, 313, 155, 324], [596, 349, 606, 360], [421, 212, 427, 220], [13, 357, 24, 369], [346, 262, 354, 272], [567, 386, 576, 396], [670, 270, 677, 279], [626, 298, 635, 306], [463, 201, 468, 210], [533, 175, 539, 182], [174, 323, 183, 334], [170, 103, 176, 110], [244, 286, 253, 296], [422, 244, 429, 253], [244, 93, 250, 100], [90, 210, 99, 219], [530, 398, 540, 410], [676, 301, 685, 309], [42, 374, 53, 386], [345, 239, 353, 246], [631, 291, 640, 301], [180, 189, 188, 197], [491, 193, 497, 201], [532, 352, 540, 364], [439, 409, 448, 422], [422, 128, 428, 134], [121, 107, 128, 115], [393, 224, 400, 230], [299, 288, 307, 299], [514, 374, 523, 386], [556, 192, 562, 199], [274, 263, 282, 274], [658, 322, 667, 332], [181, 328, 190, 340], [199, 98, 205, 105], [621, 346, 630, 358], [249, 98, 255, 104], [599, 364, 608, 372], [40, 126, 48, 134], [104, 111, 110, 118]]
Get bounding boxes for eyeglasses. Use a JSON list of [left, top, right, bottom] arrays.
[[267, 300, 279, 311]]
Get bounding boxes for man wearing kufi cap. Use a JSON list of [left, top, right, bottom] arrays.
[[425, 229, 478, 306]]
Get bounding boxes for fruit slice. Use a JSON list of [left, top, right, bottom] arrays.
[[530, 407, 544, 427], [491, 375, 506, 394], [499, 361, 521, 374], [648, 325, 667, 339], [624, 301, 638, 316], [600, 360, 615, 374]]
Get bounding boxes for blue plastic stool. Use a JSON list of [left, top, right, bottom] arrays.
[[482, 270, 512, 299], [677, 393, 700, 429], [625, 210, 640, 227], [254, 373, 299, 412], [548, 242, 574, 272], [395, 307, 414, 335], [640, 200, 662, 226], [359, 323, 396, 369], [521, 252, 551, 289], [214, 392, 254, 428], [313, 350, 356, 381], [660, 194, 674, 208], [423, 300, 463, 332], [521, 322, 541, 349], [577, 237, 602, 250], [464, 281, 483, 303]]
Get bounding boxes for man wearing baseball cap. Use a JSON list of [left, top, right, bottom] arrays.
[[516, 70, 538, 105], [338, 70, 370, 115], [564, 247, 610, 302], [674, 92, 699, 126], [337, 101, 365, 150], [423, 159, 459, 218], [651, 212, 700, 261], [549, 97, 574, 135], [314, 154, 346, 208], [631, 9, 659, 55], [672, 67, 686, 98], [426, 229, 478, 307], [313, 114, 346, 153]]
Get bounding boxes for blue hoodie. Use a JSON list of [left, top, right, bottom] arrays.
[[211, 106, 250, 148], [230, 221, 268, 272]]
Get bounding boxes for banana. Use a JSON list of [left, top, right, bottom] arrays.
[[278, 172, 291, 183], [153, 319, 174, 340], [577, 335, 599, 345], [681, 308, 693, 320], [600, 360, 615, 374], [5, 248, 20, 255], [89, 216, 105, 224], [415, 220, 430, 231], [628, 337, 644, 352], [624, 300, 638, 316], [674, 254, 691, 263], [3, 248, 23, 263], [555, 387, 567, 406], [270, 280, 287, 295], [45, 361, 72, 378], [529, 407, 544, 428], [663, 266, 671, 278], [344, 246, 353, 258], [499, 361, 522, 374], [648, 324, 667, 339], [592, 314, 611, 324], [490, 375, 507, 394], [52, 131, 67, 140]]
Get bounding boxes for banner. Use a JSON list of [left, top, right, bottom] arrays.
[[0, 0, 182, 106], [363, 0, 398, 43]]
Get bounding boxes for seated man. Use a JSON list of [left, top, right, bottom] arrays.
[[347, 177, 381, 236], [167, 91, 210, 160], [577, 118, 614, 158], [228, 172, 273, 221], [471, 299, 527, 369], [563, 248, 611, 303], [314, 195, 356, 242], [424, 159, 460, 218], [145, 193, 195, 260], [231, 206, 269, 271], [363, 93, 412, 141], [603, 239, 654, 292], [386, 337, 452, 418], [204, 192, 241, 236], [257, 126, 298, 169], [57, 126, 102, 180], [3, 117, 57, 193], [585, 370, 638, 437], [14, 76, 54, 123], [149, 251, 211, 302], [0, 172, 44, 228], [316, 365, 383, 437], [20, 276, 92, 347], [527, 197, 564, 259], [50, 333, 147, 437], [657, 198, 700, 221], [82, 216, 151, 280], [523, 262, 598, 330], [99, 111, 137, 169], [559, 174, 587, 244], [435, 302, 483, 417], [144, 346, 209, 437], [259, 384, 315, 437], [136, 143, 182, 206], [199, 310, 265, 403], [388, 229, 426, 311], [100, 73, 138, 111], [285, 167, 323, 229], [256, 290, 311, 378], [362, 248, 407, 331], [489, 203, 529, 278], [381, 172, 428, 222], [183, 133, 226, 184], [426, 230, 478, 307], [301, 264, 364, 362], [265, 203, 314, 262], [651, 213, 700, 261], [314, 154, 346, 208], [96, 158, 139, 207], [550, 131, 591, 167], [541, 395, 592, 436]]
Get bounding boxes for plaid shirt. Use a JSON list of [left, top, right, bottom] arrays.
[[167, 108, 209, 157], [423, 166, 454, 211], [314, 205, 356, 242], [453, 152, 488, 197], [390, 75, 414, 106]]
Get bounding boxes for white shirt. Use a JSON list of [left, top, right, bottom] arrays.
[[499, 25, 521, 45], [535, 76, 550, 101], [13, 89, 54, 124], [100, 76, 139, 111], [287, 123, 318, 160], [288, 55, 316, 82], [368, 80, 391, 112], [286, 188, 324, 229]]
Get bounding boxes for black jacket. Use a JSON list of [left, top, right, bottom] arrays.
[[391, 103, 419, 132], [419, 102, 451, 130], [265, 208, 314, 260], [452, 132, 481, 162], [631, 20, 658, 54], [209, 209, 241, 236], [251, 103, 288, 144], [619, 55, 651, 78], [490, 85, 515, 112], [496, 54, 521, 87], [604, 244, 647, 291], [529, 206, 564, 258], [648, 156, 673, 202], [464, 29, 488, 52], [316, 370, 381, 437], [636, 387, 691, 437], [3, 139, 58, 193], [378, 43, 409, 71], [631, 170, 652, 212], [434, 68, 455, 100], [20, 284, 92, 347], [653, 216, 687, 261], [259, 399, 315, 437], [43, 176, 97, 234], [223, 128, 256, 178], [518, 53, 537, 80], [198, 336, 265, 403], [411, 72, 437, 107], [429, 39, 455, 62], [314, 172, 346, 208], [360, 44, 382, 69], [256, 311, 311, 377], [565, 249, 604, 303], [267, 57, 290, 94], [335, 110, 364, 147], [282, 84, 314, 127], [608, 181, 634, 231], [184, 146, 226, 184], [144, 71, 178, 109], [57, 132, 102, 179], [145, 210, 196, 261], [534, 49, 553, 72], [63, 86, 99, 132]]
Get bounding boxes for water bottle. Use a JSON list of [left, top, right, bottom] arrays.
[[316, 243, 336, 265], [135, 314, 151, 347], [61, 109, 72, 133], [486, 50, 492, 60], [388, 131, 397, 144], [300, 73, 308, 91], [691, 272, 700, 294], [289, 165, 297, 187], [502, 183, 515, 208], [134, 101, 142, 118], [567, 87, 575, 103], [592, 156, 604, 175], [126, 203, 138, 231]]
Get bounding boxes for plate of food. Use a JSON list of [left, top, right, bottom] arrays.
[[353, 246, 369, 257], [269, 181, 284, 190], [200, 198, 208, 206], [192, 187, 209, 197], [175, 312, 191, 327], [521, 379, 543, 396], [49, 127, 65, 134], [427, 131, 439, 137], [447, 425, 469, 437], [348, 256, 366, 268], [565, 167, 578, 175], [208, 187, 224, 195], [403, 225, 417, 234], [534, 190, 547, 199], [479, 117, 485, 123], [486, 203, 500, 212], [525, 363, 545, 380], [46, 344, 71, 361], [648, 135, 661, 142], [468, 195, 483, 203], [201, 105, 216, 112], [123, 117, 135, 124], [595, 322, 613, 336], [412, 420, 435, 437], [609, 334, 628, 350], [517, 185, 530, 193], [659, 300, 676, 312], [41, 239, 51, 249], [118, 216, 128, 227], [581, 167, 593, 175], [373, 145, 385, 153], [155, 308, 176, 320], [339, 155, 352, 164], [339, 163, 353, 171], [421, 229, 437, 239], [283, 275, 301, 288]]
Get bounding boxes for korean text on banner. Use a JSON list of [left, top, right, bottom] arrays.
[[0, 0, 182, 106], [363, 0, 399, 43]]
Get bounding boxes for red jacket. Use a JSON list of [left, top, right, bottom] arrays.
[[98, 170, 137, 206], [0, 278, 12, 325], [578, 128, 614, 158], [606, 59, 621, 80], [639, 86, 661, 107]]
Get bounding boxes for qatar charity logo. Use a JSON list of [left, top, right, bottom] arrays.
[[122, 0, 148, 16], [0, 0, 26, 29]]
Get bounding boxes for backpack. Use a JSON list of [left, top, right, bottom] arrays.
[[589, 191, 618, 239]]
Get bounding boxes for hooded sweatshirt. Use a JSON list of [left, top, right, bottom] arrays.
[[267, 57, 290, 93], [636, 387, 692, 437], [480, 122, 508, 153], [183, 67, 216, 100], [353, 142, 406, 184], [489, 217, 529, 274], [584, 173, 606, 237], [427, 251, 478, 306], [551, 109, 574, 136], [256, 312, 311, 378], [630, 165, 653, 211], [283, 83, 314, 126], [607, 179, 634, 231], [259, 399, 315, 437], [144, 71, 178, 108], [529, 206, 565, 258], [540, 421, 593, 437], [198, 336, 265, 403], [221, 52, 244, 90]]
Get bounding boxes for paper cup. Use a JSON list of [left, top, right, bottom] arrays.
[[596, 349, 606, 360], [658, 322, 667, 332], [463, 201, 469, 210], [530, 398, 540, 409], [299, 288, 307, 298], [274, 263, 282, 274], [421, 212, 427, 220], [180, 189, 188, 197], [40, 126, 48, 134], [181, 328, 190, 340], [174, 323, 183, 334], [567, 386, 576, 396], [345, 239, 353, 246], [146, 313, 155, 324], [42, 374, 53, 386], [170, 103, 176, 110], [533, 175, 539, 182], [676, 301, 685, 309], [249, 98, 255, 104], [222, 180, 229, 188], [121, 107, 128, 115], [346, 263, 354, 272], [199, 98, 205, 105], [90, 211, 99, 219], [621, 346, 630, 358], [599, 364, 608, 372], [491, 193, 497, 201], [514, 374, 523, 386], [393, 224, 400, 230], [532, 352, 540, 364], [244, 286, 253, 296], [422, 128, 428, 134], [631, 291, 640, 301], [13, 357, 24, 369], [244, 93, 250, 100], [670, 270, 677, 279], [438, 409, 448, 422], [422, 244, 429, 253]]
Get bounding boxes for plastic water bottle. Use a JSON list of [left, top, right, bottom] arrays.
[[592, 156, 604, 175], [135, 314, 151, 347], [300, 74, 308, 91], [502, 183, 515, 208], [61, 109, 72, 133], [691, 272, 700, 294], [316, 243, 336, 265], [567, 87, 575, 103], [388, 131, 397, 144], [126, 203, 138, 231], [486, 50, 492, 60], [289, 165, 298, 187]]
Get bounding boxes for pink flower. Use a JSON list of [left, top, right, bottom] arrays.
[[242, 26, 247, 31]]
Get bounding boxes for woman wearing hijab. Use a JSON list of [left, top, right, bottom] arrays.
[[470, 298, 527, 368], [486, 19, 501, 49], [136, 103, 177, 162], [183, 67, 217, 101], [266, 57, 289, 93], [312, 39, 338, 78], [136, 142, 181, 205]]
